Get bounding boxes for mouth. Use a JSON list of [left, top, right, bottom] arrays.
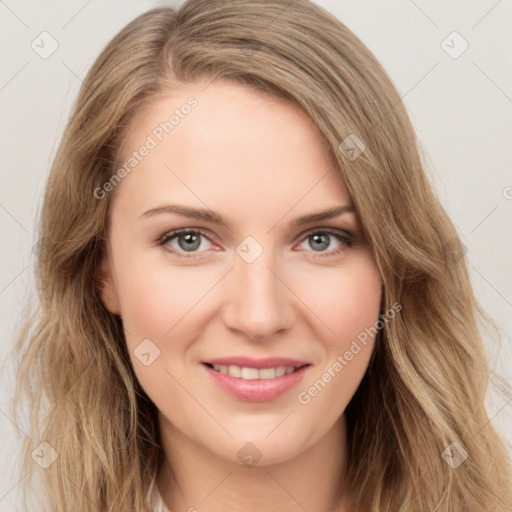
[[202, 362, 310, 380], [200, 360, 312, 402]]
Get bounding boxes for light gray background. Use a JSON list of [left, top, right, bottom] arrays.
[[1, 1, 511, 509]]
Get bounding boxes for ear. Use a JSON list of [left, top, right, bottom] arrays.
[[96, 253, 121, 316]]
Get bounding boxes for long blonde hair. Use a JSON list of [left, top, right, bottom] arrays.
[[11, 1, 512, 510]]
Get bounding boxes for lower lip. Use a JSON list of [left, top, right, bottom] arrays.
[[201, 363, 310, 402]]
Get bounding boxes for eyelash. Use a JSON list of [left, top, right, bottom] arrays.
[[157, 227, 354, 259]]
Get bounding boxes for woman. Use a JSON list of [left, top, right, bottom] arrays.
[[11, 0, 512, 511]]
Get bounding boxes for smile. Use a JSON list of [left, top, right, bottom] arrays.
[[206, 363, 306, 380], [201, 362, 311, 402]]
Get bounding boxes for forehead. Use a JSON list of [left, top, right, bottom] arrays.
[[123, 79, 329, 156], [112, 79, 351, 223]]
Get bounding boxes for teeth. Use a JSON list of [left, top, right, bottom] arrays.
[[275, 366, 286, 377], [211, 364, 300, 380], [241, 367, 259, 380], [228, 365, 242, 378]]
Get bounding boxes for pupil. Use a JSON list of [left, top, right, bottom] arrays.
[[179, 233, 201, 251], [311, 233, 329, 251]]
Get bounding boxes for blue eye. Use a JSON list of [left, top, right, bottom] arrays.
[[158, 228, 354, 258]]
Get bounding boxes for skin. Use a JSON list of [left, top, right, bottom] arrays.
[[98, 79, 382, 512]]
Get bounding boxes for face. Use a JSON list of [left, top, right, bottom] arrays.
[[98, 79, 383, 466]]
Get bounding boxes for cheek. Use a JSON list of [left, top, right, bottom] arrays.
[[295, 262, 382, 418], [116, 259, 215, 346], [115, 264, 208, 404], [295, 253, 382, 395], [302, 254, 382, 349]]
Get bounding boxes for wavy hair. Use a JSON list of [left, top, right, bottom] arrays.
[[11, 0, 512, 510]]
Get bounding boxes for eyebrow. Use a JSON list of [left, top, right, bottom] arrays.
[[139, 203, 355, 227]]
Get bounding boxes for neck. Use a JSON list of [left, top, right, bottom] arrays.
[[156, 413, 355, 512]]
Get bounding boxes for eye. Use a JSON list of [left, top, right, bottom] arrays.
[[158, 228, 215, 257], [158, 227, 354, 258], [295, 229, 354, 257]]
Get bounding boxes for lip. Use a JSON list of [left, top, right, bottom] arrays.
[[201, 361, 311, 402], [201, 356, 309, 369]]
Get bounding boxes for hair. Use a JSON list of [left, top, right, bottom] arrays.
[[10, 0, 512, 511]]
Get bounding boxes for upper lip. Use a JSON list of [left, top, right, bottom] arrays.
[[202, 357, 310, 369]]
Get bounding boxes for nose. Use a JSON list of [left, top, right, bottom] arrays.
[[221, 250, 294, 341]]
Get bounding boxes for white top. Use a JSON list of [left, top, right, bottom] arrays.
[[151, 484, 171, 512]]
